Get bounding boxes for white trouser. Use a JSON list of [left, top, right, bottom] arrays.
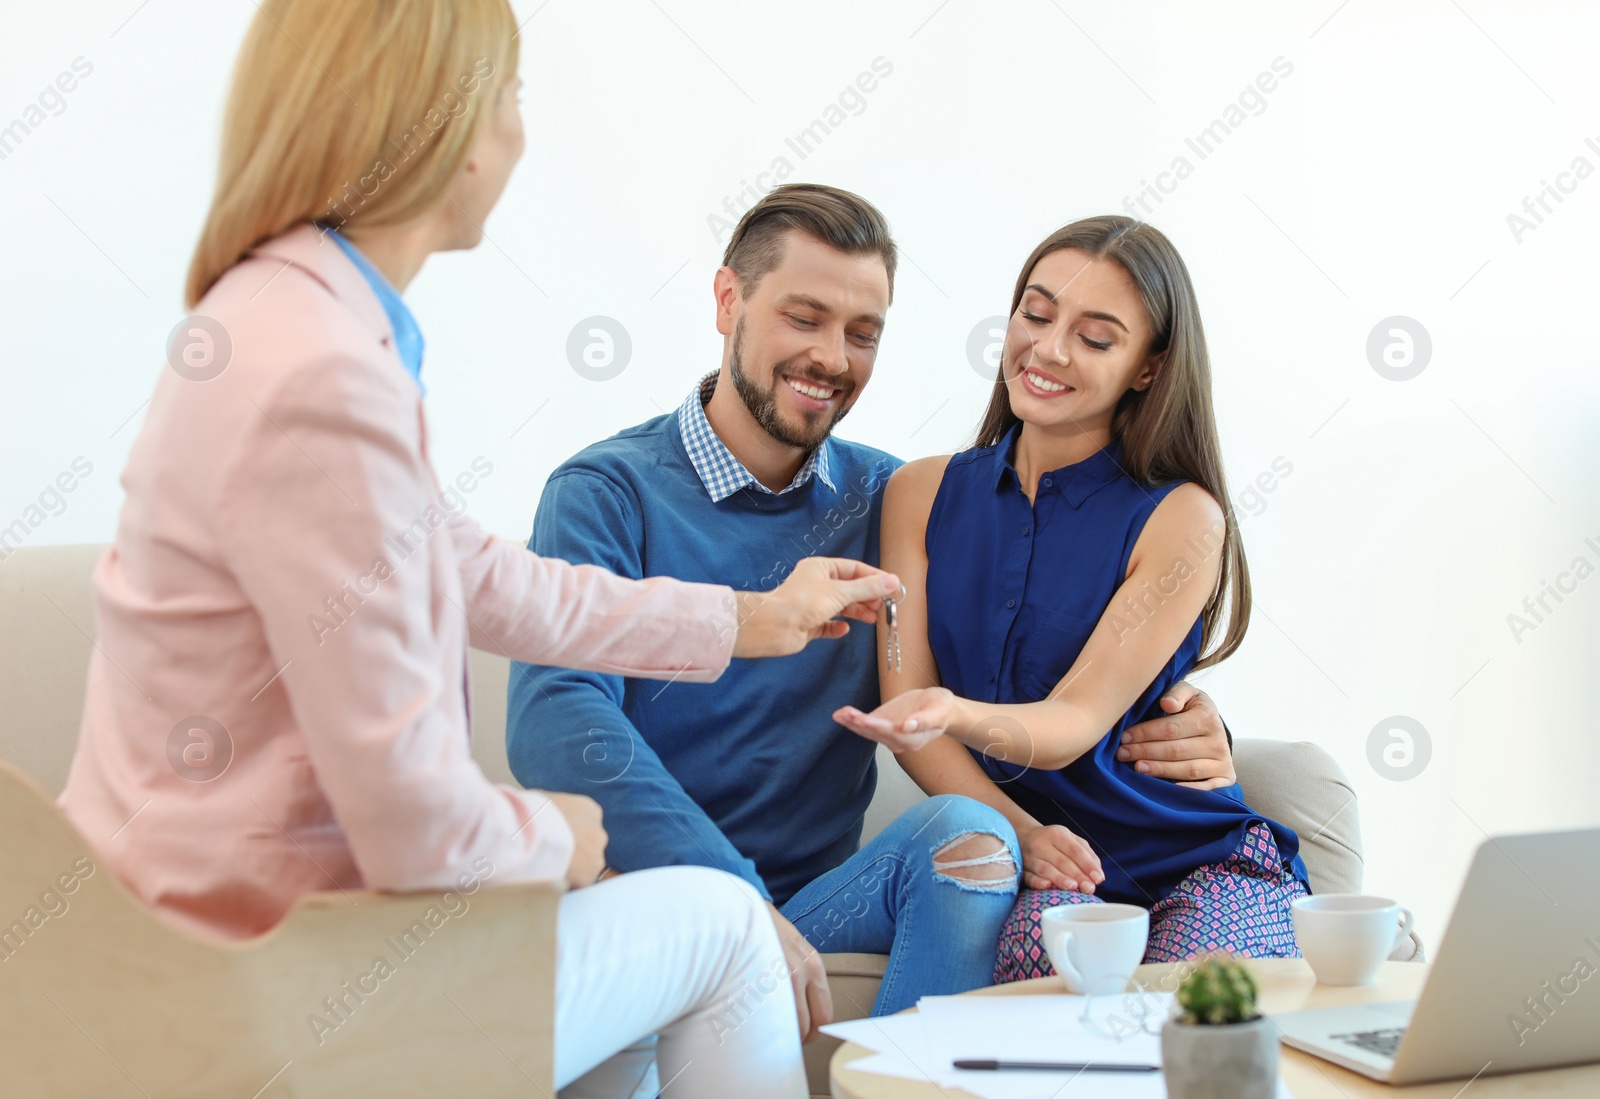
[[555, 865, 807, 1099]]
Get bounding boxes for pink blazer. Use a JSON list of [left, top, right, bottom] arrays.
[[59, 223, 738, 940]]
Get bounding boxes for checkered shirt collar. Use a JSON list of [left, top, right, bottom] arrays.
[[675, 372, 835, 502]]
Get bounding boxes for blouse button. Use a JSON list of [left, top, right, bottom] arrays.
[[1006, 599, 1016, 609], [1021, 525, 1030, 536], [1042, 476, 1053, 487]]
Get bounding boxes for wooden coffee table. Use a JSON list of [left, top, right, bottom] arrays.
[[830, 959, 1600, 1097]]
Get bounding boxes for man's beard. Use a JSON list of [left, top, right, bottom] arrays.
[[727, 317, 853, 451]]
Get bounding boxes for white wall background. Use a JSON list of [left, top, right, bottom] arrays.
[[3, 1, 1597, 945]]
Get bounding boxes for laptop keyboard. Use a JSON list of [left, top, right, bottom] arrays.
[[1332, 1026, 1407, 1059]]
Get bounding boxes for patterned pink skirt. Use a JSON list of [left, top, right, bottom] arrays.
[[996, 822, 1308, 983]]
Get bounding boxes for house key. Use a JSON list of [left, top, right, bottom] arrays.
[[884, 583, 906, 672]]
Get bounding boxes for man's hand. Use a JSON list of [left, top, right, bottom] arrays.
[[1116, 681, 1235, 789], [766, 902, 832, 1044], [1019, 822, 1104, 893], [545, 792, 608, 889]]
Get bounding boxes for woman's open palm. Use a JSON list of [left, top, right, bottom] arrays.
[[834, 687, 954, 753]]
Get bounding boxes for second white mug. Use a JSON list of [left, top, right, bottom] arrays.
[[1291, 893, 1414, 986], [1039, 903, 1150, 995]]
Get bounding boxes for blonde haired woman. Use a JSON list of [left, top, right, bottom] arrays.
[[59, 2, 897, 1094]]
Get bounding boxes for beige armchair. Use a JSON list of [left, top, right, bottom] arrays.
[[0, 544, 1416, 1099], [0, 761, 561, 1097], [0, 544, 563, 1097]]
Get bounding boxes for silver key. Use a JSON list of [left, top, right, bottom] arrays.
[[884, 584, 905, 672]]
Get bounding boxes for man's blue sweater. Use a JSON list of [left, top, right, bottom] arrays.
[[506, 409, 901, 903]]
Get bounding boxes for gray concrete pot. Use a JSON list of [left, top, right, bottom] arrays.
[[1160, 1015, 1278, 1099]]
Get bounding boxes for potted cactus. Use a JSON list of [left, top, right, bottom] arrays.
[[1160, 954, 1278, 1099]]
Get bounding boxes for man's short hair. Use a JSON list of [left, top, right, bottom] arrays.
[[721, 183, 897, 303]]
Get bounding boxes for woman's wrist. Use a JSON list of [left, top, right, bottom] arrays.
[[1013, 817, 1044, 840], [732, 590, 761, 658], [944, 694, 981, 746], [732, 588, 784, 659]]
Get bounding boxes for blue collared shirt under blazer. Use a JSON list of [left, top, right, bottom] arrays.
[[324, 225, 426, 393]]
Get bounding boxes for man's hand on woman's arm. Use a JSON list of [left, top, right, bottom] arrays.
[[1116, 681, 1236, 789]]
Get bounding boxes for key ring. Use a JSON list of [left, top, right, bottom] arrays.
[[883, 584, 906, 673]]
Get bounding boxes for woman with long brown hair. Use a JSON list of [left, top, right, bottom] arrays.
[[834, 216, 1309, 977], [59, 2, 901, 1093]]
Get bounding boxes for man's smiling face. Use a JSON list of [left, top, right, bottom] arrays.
[[723, 230, 890, 450]]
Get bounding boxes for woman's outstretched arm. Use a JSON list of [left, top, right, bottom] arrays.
[[866, 458, 1105, 893], [837, 475, 1227, 774]]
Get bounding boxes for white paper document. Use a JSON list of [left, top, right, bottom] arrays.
[[823, 993, 1294, 1099]]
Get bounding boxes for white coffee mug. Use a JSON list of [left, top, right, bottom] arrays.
[[1039, 903, 1150, 995], [1291, 894, 1414, 986]]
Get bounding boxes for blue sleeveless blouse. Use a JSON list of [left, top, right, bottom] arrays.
[[923, 426, 1307, 904]]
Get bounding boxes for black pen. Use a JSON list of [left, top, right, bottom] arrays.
[[953, 1059, 1160, 1073]]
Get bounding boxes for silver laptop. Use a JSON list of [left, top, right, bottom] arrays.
[[1272, 827, 1600, 1085]]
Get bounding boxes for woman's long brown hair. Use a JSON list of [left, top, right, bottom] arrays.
[[974, 215, 1250, 668]]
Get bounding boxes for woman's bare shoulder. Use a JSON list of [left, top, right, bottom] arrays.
[[885, 455, 954, 518]]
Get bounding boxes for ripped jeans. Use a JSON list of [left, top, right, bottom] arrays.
[[779, 795, 1020, 1016]]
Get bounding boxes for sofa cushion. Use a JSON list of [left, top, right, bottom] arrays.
[[1232, 737, 1362, 897], [0, 543, 104, 794], [808, 954, 890, 1098]]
